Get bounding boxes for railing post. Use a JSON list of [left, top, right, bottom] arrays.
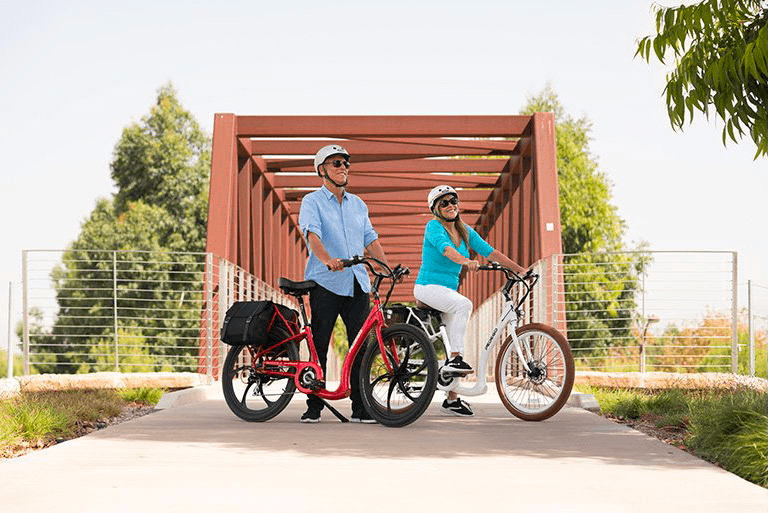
[[113, 251, 119, 372], [206, 253, 213, 380], [218, 259, 225, 378], [748, 279, 755, 377], [22, 250, 29, 376], [7, 281, 13, 379], [731, 252, 738, 374], [551, 254, 557, 327], [641, 259, 646, 373]]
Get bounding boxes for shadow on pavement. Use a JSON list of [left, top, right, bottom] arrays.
[[93, 392, 708, 470]]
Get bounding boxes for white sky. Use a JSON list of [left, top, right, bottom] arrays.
[[1, 0, 766, 341]]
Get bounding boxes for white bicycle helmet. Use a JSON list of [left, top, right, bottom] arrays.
[[428, 185, 458, 210], [314, 144, 350, 176]]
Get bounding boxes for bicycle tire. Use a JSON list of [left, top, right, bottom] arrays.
[[494, 323, 574, 421], [359, 324, 437, 428], [222, 341, 298, 422]]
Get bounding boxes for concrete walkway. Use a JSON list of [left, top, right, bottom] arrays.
[[1, 386, 765, 513]]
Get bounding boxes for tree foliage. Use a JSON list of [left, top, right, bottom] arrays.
[[521, 86, 644, 352], [111, 83, 211, 251], [33, 84, 211, 373], [636, 0, 768, 158]]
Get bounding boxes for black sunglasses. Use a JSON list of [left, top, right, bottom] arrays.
[[439, 196, 458, 208], [325, 159, 350, 169]]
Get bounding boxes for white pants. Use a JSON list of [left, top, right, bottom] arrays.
[[413, 284, 473, 354]]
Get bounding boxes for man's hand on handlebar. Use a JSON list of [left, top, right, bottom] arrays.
[[325, 257, 345, 272]]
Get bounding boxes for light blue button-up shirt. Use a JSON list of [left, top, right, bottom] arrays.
[[298, 185, 378, 296]]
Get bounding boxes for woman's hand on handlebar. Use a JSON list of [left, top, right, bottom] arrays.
[[462, 259, 480, 272]]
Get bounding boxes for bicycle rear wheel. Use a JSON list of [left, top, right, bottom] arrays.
[[360, 324, 437, 427], [222, 342, 298, 422], [495, 323, 574, 421]]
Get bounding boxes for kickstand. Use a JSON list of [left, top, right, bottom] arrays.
[[316, 397, 349, 423]]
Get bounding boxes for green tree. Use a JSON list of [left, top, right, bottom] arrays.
[[521, 86, 644, 353], [111, 83, 211, 251], [636, 0, 768, 158], [36, 84, 211, 373], [14, 308, 49, 374]]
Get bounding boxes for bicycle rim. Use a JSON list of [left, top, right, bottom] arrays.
[[222, 342, 298, 422], [495, 323, 574, 421], [361, 324, 437, 427]]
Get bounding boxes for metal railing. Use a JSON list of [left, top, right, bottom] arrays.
[[465, 251, 745, 374], [21, 249, 295, 380], [746, 280, 768, 377], [20, 248, 760, 380]]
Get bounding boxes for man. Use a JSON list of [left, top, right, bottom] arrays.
[[297, 144, 390, 423]]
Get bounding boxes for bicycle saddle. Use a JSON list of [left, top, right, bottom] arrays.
[[278, 277, 317, 297], [415, 300, 443, 322]]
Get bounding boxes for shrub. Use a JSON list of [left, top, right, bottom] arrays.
[[687, 390, 768, 487]]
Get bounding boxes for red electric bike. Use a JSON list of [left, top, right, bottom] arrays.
[[221, 256, 438, 428]]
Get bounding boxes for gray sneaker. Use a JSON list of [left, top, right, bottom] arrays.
[[440, 398, 474, 417]]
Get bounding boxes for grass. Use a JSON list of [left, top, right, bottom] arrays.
[[0, 350, 25, 378], [577, 385, 768, 487], [117, 387, 164, 405], [687, 390, 768, 487], [0, 388, 164, 457]]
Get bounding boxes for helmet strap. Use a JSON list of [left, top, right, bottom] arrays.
[[322, 169, 347, 188]]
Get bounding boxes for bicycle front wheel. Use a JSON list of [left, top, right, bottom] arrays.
[[222, 342, 298, 422], [495, 323, 574, 421], [360, 324, 437, 428]]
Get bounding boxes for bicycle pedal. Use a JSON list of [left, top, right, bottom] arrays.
[[308, 379, 326, 391], [439, 369, 472, 378]]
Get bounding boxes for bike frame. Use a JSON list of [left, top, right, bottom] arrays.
[[254, 294, 388, 400], [407, 273, 535, 396], [253, 256, 405, 402]]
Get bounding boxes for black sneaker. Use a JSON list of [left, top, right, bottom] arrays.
[[300, 407, 321, 423], [443, 355, 473, 374], [440, 398, 474, 417], [350, 410, 377, 424]]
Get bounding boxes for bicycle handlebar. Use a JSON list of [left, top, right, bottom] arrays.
[[478, 262, 538, 281], [477, 262, 539, 303], [335, 255, 410, 306]]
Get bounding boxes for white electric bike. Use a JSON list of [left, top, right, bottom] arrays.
[[387, 264, 574, 421]]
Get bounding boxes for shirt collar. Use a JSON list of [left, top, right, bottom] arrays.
[[320, 184, 348, 202]]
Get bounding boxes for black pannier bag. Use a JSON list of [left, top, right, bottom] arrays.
[[220, 300, 299, 346]]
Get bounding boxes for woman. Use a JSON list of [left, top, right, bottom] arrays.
[[414, 185, 526, 417]]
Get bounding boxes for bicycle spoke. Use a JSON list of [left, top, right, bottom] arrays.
[[386, 378, 397, 411], [257, 381, 274, 406], [240, 380, 256, 407], [370, 372, 390, 388]]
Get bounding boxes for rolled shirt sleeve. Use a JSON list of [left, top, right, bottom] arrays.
[[363, 206, 378, 248]]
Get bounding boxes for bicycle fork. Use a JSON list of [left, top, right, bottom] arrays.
[[488, 302, 533, 374]]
